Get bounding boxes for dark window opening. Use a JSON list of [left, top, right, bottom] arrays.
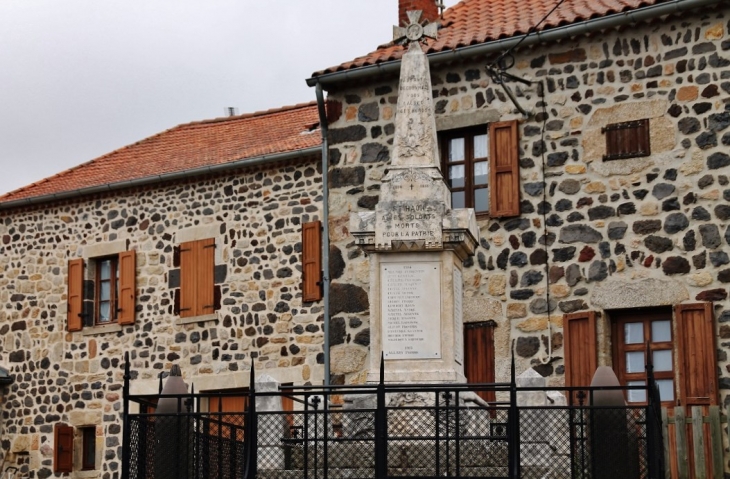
[[81, 426, 96, 471]]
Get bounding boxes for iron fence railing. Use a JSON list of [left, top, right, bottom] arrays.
[[122, 354, 664, 479]]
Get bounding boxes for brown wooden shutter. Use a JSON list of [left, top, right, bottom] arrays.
[[117, 250, 136, 325], [489, 120, 520, 218], [464, 322, 496, 403], [179, 240, 196, 318], [54, 423, 74, 473], [198, 238, 216, 315], [676, 302, 718, 406], [302, 221, 322, 302], [67, 259, 84, 332], [563, 311, 598, 403]]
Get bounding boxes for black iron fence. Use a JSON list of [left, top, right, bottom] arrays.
[[122, 355, 664, 479]]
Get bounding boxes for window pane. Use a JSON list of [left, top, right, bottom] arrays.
[[449, 165, 465, 188], [626, 351, 644, 373], [100, 260, 111, 280], [474, 134, 488, 158], [99, 302, 111, 322], [653, 350, 672, 372], [100, 282, 111, 301], [449, 138, 465, 162], [452, 191, 465, 209], [657, 379, 674, 402], [474, 161, 488, 185], [474, 188, 489, 213], [624, 323, 643, 344], [627, 381, 646, 403], [651, 320, 671, 342]]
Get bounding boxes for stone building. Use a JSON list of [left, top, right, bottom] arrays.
[[307, 0, 730, 474], [0, 103, 326, 477], [1, 0, 730, 476]]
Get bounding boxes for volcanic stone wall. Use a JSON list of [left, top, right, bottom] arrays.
[[324, 7, 730, 397], [0, 158, 323, 478]]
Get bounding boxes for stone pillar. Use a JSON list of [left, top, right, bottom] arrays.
[[254, 374, 287, 470]]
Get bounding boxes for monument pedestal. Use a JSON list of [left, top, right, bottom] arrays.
[[366, 251, 466, 384]]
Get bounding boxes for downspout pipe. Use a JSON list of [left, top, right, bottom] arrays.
[[306, 0, 723, 88], [0, 147, 321, 211], [314, 82, 332, 388]]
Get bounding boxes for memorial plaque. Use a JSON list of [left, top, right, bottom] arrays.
[[453, 266, 463, 365], [376, 200, 443, 248], [381, 262, 441, 359]]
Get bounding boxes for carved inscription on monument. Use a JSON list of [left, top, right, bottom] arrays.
[[453, 267, 463, 365], [381, 262, 441, 359], [376, 200, 444, 248]]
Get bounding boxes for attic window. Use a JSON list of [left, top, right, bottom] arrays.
[[602, 119, 650, 161]]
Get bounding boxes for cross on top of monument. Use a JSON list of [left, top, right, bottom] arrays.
[[393, 10, 438, 45]]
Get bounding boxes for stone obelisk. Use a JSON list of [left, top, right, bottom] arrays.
[[351, 11, 479, 384]]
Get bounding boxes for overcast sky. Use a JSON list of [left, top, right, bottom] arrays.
[[0, 0, 458, 196]]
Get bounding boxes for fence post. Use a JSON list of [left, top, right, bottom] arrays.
[[375, 354, 387, 479], [244, 363, 258, 479], [122, 352, 131, 479], [508, 352, 520, 479]]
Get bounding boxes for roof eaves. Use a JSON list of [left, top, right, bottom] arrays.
[[307, 0, 723, 88], [0, 146, 321, 211]]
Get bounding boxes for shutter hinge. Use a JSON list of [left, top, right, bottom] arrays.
[[179, 308, 191, 312], [204, 244, 216, 249], [179, 248, 192, 252]]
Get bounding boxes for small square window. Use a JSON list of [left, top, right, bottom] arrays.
[[602, 119, 650, 161]]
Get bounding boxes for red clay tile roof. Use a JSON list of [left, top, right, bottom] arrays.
[[1, 102, 321, 204], [315, 0, 667, 75]]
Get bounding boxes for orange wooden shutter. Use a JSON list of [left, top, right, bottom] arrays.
[[489, 120, 520, 217], [54, 423, 74, 473], [198, 238, 216, 315], [676, 302, 718, 406], [464, 322, 496, 403], [67, 259, 84, 332], [179, 240, 196, 318], [563, 311, 598, 403], [117, 250, 136, 325], [302, 221, 322, 302]]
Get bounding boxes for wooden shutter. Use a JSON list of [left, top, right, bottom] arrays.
[[67, 259, 84, 332], [54, 423, 74, 473], [117, 250, 136, 325], [602, 119, 650, 161], [563, 311, 598, 403], [179, 240, 196, 318], [198, 238, 216, 315], [464, 322, 496, 403], [302, 221, 322, 302], [489, 120, 520, 217], [676, 303, 717, 406], [179, 239, 215, 317]]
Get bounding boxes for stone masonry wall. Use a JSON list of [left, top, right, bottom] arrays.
[[325, 6, 730, 412], [0, 158, 323, 478]]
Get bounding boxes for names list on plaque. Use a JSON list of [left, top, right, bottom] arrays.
[[381, 262, 441, 359]]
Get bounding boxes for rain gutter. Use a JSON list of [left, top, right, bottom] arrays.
[[305, 0, 723, 88], [314, 82, 332, 388], [0, 147, 321, 211]]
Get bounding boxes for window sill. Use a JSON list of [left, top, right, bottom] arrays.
[[175, 312, 219, 326], [82, 323, 123, 336]]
